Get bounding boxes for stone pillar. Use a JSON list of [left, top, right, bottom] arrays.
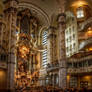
[[4, 0, 18, 91], [57, 13, 67, 88], [47, 26, 57, 63]]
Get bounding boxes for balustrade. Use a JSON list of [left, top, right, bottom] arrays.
[[46, 62, 59, 71], [79, 17, 92, 31], [68, 66, 92, 74], [79, 37, 92, 50], [68, 55, 92, 62]]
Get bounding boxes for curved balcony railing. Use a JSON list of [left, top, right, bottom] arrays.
[[46, 62, 59, 72], [79, 37, 92, 50], [68, 55, 92, 62], [68, 66, 92, 74], [78, 17, 92, 31]]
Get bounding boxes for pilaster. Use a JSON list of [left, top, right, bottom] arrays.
[[57, 13, 67, 88], [4, 0, 18, 91], [47, 26, 57, 64]]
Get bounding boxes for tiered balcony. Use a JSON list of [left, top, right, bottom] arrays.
[[68, 66, 92, 74], [68, 55, 92, 74], [67, 53, 92, 74], [79, 37, 92, 50], [68, 54, 92, 62]]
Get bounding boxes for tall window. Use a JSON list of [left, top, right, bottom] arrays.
[[77, 7, 84, 18], [42, 31, 48, 67]]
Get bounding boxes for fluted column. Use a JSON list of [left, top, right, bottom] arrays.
[[47, 26, 57, 63], [4, 0, 18, 91]]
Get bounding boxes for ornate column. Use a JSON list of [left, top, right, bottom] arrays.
[[57, 0, 67, 88], [4, 0, 18, 91], [0, 17, 6, 51], [57, 13, 67, 89], [47, 26, 57, 63]]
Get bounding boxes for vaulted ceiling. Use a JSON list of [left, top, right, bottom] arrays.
[[18, 0, 59, 26], [18, 0, 92, 25], [1, 0, 92, 27]]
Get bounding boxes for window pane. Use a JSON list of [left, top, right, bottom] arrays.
[[77, 7, 84, 18], [42, 31, 48, 67]]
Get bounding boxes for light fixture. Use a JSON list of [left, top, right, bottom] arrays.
[[86, 27, 92, 37], [71, 0, 88, 8]]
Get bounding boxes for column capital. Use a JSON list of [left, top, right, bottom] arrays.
[[4, 0, 18, 13], [47, 26, 57, 39], [57, 13, 66, 25]]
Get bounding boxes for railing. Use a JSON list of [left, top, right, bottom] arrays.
[[46, 62, 59, 72], [79, 37, 92, 50], [78, 17, 92, 31], [68, 66, 92, 74], [68, 55, 92, 62]]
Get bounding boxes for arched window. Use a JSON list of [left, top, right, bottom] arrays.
[[77, 7, 84, 18], [42, 31, 48, 67]]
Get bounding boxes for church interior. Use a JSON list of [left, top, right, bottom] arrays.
[[0, 0, 92, 92]]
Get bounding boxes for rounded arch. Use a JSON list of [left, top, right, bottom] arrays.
[[38, 26, 49, 45], [39, 26, 48, 37], [18, 2, 50, 27], [39, 26, 48, 68]]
